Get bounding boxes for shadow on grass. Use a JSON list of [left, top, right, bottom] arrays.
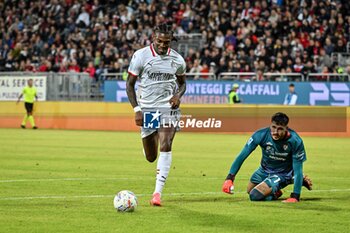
[[168, 205, 264, 233]]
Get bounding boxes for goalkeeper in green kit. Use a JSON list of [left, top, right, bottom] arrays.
[[222, 112, 312, 202], [17, 79, 38, 129]]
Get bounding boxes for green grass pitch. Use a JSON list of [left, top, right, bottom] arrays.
[[0, 129, 349, 233]]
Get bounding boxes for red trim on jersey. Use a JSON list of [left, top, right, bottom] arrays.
[[285, 130, 291, 139], [150, 44, 156, 57], [128, 71, 138, 77], [167, 48, 171, 55]]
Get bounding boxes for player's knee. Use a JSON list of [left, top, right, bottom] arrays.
[[249, 188, 265, 201], [247, 182, 256, 194], [145, 152, 157, 163], [159, 143, 171, 152], [147, 158, 156, 163], [247, 187, 252, 194]]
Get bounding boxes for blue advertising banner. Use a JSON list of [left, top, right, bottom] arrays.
[[104, 80, 350, 106]]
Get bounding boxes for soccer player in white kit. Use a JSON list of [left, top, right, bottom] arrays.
[[126, 23, 186, 206]]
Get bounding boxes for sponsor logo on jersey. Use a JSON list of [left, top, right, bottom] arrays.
[[148, 73, 174, 81]]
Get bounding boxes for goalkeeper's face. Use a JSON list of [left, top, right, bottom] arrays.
[[153, 32, 172, 55], [270, 122, 288, 140]]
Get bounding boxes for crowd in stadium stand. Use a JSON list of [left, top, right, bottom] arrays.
[[0, 0, 349, 81]]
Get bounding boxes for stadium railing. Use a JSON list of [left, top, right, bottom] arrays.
[[99, 72, 217, 80], [218, 72, 256, 80], [0, 72, 93, 101], [185, 72, 216, 80], [263, 73, 305, 81], [100, 72, 124, 81], [307, 73, 350, 82], [331, 52, 350, 67], [173, 33, 205, 57], [218, 72, 305, 81], [46, 72, 92, 101], [2, 71, 349, 102]]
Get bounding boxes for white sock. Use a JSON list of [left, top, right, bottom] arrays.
[[154, 151, 172, 195]]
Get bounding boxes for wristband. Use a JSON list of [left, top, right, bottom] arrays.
[[133, 106, 141, 112], [290, 192, 300, 201], [226, 173, 236, 181]]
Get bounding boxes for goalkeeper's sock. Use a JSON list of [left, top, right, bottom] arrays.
[[154, 151, 172, 195], [264, 194, 274, 201], [28, 115, 36, 128], [21, 114, 28, 126], [265, 190, 283, 201]]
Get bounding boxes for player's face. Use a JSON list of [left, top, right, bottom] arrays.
[[270, 122, 288, 140], [28, 79, 33, 87], [153, 33, 172, 55]]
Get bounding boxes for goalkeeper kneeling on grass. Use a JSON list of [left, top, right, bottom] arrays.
[[222, 112, 312, 203]]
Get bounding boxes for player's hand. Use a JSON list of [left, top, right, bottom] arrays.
[[169, 95, 180, 109], [222, 180, 234, 194], [303, 175, 313, 190], [135, 111, 143, 126], [282, 197, 299, 203]]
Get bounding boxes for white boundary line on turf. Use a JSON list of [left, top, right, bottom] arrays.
[[0, 177, 248, 183], [0, 176, 348, 183], [0, 189, 350, 201], [0, 178, 141, 183]]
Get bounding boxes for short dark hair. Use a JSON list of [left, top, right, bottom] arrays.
[[289, 83, 295, 87], [271, 112, 289, 126], [154, 22, 177, 41]]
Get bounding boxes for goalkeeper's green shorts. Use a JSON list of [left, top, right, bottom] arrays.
[[250, 167, 293, 193]]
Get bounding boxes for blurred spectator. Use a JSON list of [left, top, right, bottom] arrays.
[[0, 0, 349, 80], [283, 83, 298, 105], [228, 83, 241, 104], [84, 61, 96, 80]]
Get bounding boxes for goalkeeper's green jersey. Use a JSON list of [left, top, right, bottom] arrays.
[[230, 127, 307, 176]]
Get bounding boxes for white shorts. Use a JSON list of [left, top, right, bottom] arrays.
[[140, 108, 181, 138]]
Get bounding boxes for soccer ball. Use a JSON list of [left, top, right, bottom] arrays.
[[113, 190, 138, 212]]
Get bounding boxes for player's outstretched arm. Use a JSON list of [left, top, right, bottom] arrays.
[[222, 136, 259, 194], [126, 74, 142, 126], [170, 74, 186, 109], [283, 161, 303, 203], [16, 94, 23, 104]]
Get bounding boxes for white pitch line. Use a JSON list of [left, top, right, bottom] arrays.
[[0, 177, 142, 183], [0, 189, 350, 201], [0, 177, 241, 183], [0, 176, 348, 183]]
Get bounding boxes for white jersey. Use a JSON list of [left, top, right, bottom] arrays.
[[128, 43, 186, 108]]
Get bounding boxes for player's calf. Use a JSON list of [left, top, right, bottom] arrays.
[[142, 132, 159, 162], [249, 181, 273, 201], [249, 188, 266, 201], [249, 182, 272, 201]]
